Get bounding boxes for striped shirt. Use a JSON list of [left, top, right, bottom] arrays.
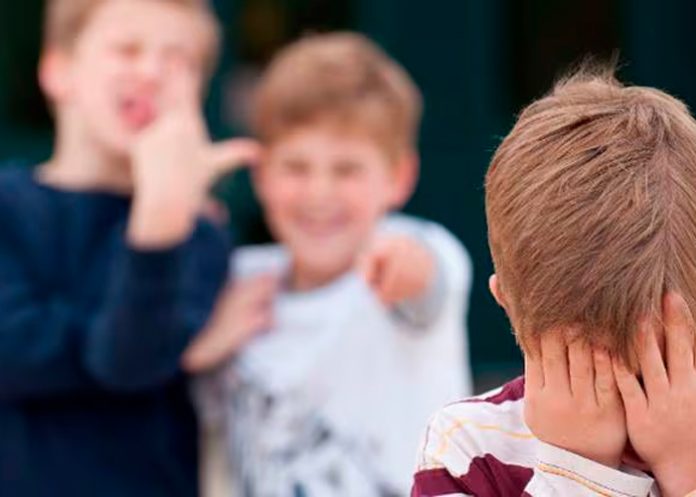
[[411, 377, 660, 497]]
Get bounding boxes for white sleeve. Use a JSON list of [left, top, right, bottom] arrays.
[[379, 215, 473, 329]]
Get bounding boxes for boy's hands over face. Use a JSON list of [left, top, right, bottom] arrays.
[[182, 274, 277, 373], [613, 294, 696, 497], [357, 236, 435, 306], [128, 68, 261, 248], [524, 333, 627, 468]]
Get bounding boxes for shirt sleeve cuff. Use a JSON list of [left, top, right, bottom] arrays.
[[535, 440, 654, 497], [125, 244, 186, 282]]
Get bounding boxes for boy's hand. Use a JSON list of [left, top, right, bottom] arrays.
[[613, 294, 696, 497], [182, 274, 277, 373], [524, 333, 626, 468], [357, 236, 435, 306], [128, 69, 261, 248]]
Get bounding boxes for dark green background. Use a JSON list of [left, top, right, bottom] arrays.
[[1, 0, 694, 390]]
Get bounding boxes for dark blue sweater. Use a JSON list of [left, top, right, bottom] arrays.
[[0, 167, 230, 497]]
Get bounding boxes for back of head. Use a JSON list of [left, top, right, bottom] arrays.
[[252, 32, 423, 159], [486, 65, 696, 363]]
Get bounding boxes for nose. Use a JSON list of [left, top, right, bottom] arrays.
[[135, 51, 166, 90], [305, 172, 335, 204]]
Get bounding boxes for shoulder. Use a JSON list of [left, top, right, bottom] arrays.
[[231, 243, 289, 279], [380, 213, 458, 243], [0, 165, 43, 208], [0, 166, 52, 241], [417, 377, 534, 474], [0, 163, 33, 184]]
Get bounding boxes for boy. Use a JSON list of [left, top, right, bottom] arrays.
[[411, 68, 696, 496], [0, 1, 258, 496], [184, 33, 473, 496]]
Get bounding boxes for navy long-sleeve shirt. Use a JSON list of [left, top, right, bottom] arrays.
[[0, 166, 230, 497]]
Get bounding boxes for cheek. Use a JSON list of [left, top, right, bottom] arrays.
[[260, 176, 302, 216], [325, 187, 385, 236], [342, 176, 393, 213], [72, 64, 121, 106], [77, 51, 121, 81]]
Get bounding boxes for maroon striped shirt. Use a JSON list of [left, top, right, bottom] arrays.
[[412, 377, 656, 497]]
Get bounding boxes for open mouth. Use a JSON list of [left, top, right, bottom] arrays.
[[118, 96, 157, 130]]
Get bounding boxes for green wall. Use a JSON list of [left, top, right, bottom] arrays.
[[2, 0, 695, 389]]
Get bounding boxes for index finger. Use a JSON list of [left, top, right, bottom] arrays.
[[207, 139, 262, 176], [540, 332, 570, 392], [664, 293, 696, 382], [568, 339, 595, 401], [593, 348, 619, 407], [356, 239, 390, 287], [636, 316, 669, 397], [373, 249, 406, 305]]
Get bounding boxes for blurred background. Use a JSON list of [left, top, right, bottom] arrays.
[[1, 0, 693, 392]]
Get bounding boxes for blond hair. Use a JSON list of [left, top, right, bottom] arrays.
[[252, 32, 423, 159], [486, 66, 696, 363], [43, 0, 221, 72]]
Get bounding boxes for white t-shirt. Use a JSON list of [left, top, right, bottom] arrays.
[[199, 214, 473, 497]]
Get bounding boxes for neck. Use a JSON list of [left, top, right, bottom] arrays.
[[290, 259, 353, 292], [38, 117, 133, 193]]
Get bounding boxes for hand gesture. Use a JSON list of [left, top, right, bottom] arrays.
[[613, 294, 696, 497], [128, 68, 260, 248], [357, 236, 435, 306], [182, 274, 277, 373], [524, 333, 626, 468]]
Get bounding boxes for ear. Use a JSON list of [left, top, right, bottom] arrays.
[[38, 47, 72, 105], [388, 150, 419, 209], [489, 273, 508, 310]]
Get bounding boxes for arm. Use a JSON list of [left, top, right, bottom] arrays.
[[392, 247, 447, 328], [0, 219, 228, 399], [181, 274, 277, 373], [361, 216, 472, 329], [395, 219, 471, 328], [84, 221, 230, 390], [0, 227, 93, 398], [87, 66, 258, 390], [0, 66, 257, 399]]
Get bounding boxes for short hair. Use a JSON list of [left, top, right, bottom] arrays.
[[43, 0, 221, 74], [486, 66, 696, 364], [252, 32, 423, 159]]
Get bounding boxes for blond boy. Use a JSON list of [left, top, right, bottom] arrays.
[[185, 33, 473, 496], [0, 1, 257, 496], [411, 68, 696, 496]]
